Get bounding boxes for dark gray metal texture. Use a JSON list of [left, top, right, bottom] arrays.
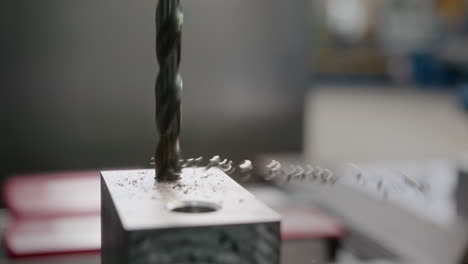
[[155, 0, 183, 182], [101, 168, 281, 264]]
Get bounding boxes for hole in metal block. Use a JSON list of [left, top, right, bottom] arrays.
[[167, 200, 221, 213]]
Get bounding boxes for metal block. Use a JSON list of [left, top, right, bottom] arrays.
[[101, 168, 281, 264]]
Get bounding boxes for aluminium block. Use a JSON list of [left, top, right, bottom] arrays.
[[101, 168, 281, 264]]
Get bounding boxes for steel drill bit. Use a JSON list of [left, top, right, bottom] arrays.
[[155, 0, 183, 181]]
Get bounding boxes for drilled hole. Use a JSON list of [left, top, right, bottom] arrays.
[[167, 200, 221, 213]]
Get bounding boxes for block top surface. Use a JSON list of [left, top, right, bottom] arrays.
[[101, 168, 280, 231]]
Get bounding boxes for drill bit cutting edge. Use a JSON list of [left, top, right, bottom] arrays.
[[155, 0, 183, 182]]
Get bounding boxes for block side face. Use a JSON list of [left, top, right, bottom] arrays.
[[128, 222, 281, 264], [101, 169, 281, 231], [101, 175, 128, 264]]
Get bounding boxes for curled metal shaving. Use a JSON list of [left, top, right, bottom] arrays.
[[180, 157, 204, 168], [238, 160, 253, 181], [204, 155, 221, 171], [265, 160, 281, 181], [155, 155, 336, 185], [239, 160, 253, 173], [222, 160, 236, 174], [194, 157, 203, 167], [263, 161, 334, 185]]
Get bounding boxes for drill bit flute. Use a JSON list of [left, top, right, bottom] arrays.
[[155, 0, 183, 181]]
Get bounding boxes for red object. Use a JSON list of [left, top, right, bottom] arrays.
[[279, 207, 344, 240], [3, 171, 101, 258], [4, 215, 100, 258], [3, 171, 100, 219]]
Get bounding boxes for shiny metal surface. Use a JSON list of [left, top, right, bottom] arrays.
[[101, 168, 281, 264]]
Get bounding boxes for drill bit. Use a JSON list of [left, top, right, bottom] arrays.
[[155, 0, 183, 182]]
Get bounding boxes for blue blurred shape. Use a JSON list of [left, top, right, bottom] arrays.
[[460, 84, 468, 110], [411, 53, 460, 87]]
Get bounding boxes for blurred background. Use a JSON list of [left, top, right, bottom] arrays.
[[1, 0, 309, 190], [2, 0, 468, 263]]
